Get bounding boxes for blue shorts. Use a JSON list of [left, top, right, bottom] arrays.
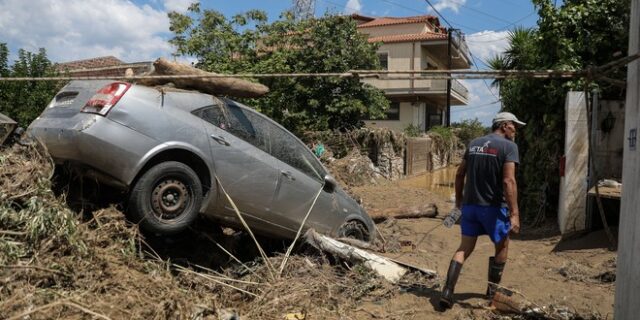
[[460, 204, 511, 243]]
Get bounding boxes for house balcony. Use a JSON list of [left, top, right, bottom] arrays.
[[362, 77, 469, 105]]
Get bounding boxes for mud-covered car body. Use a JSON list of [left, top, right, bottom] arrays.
[[28, 80, 374, 241]]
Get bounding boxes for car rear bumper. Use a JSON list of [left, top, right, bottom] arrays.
[[28, 114, 157, 188]]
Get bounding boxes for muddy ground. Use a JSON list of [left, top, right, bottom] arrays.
[[0, 144, 616, 319], [352, 178, 617, 319]]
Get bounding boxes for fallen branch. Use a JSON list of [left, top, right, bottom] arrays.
[[0, 230, 25, 236], [174, 265, 259, 298], [139, 58, 269, 98], [65, 301, 113, 320], [369, 203, 438, 223], [2, 264, 71, 277], [304, 229, 407, 283], [193, 263, 262, 285], [6, 300, 112, 320]]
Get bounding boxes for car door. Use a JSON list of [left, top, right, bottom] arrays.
[[193, 99, 282, 232], [259, 115, 342, 235]]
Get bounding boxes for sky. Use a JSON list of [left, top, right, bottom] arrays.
[[0, 0, 540, 124]]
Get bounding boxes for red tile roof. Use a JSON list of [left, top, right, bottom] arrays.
[[55, 56, 124, 71], [357, 15, 439, 28], [366, 32, 447, 44]]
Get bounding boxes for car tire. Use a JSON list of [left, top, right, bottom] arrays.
[[338, 220, 370, 242], [128, 161, 203, 235]]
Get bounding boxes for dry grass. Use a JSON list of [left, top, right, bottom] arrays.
[[0, 143, 426, 319]]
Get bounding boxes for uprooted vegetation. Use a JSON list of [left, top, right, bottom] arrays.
[[0, 143, 435, 319], [304, 128, 406, 188]]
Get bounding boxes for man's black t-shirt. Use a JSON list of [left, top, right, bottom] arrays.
[[462, 133, 519, 207]]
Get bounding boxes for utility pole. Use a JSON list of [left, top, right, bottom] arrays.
[[614, 0, 640, 318], [446, 29, 457, 127], [293, 0, 315, 20]]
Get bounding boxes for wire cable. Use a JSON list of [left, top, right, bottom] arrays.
[[424, 0, 454, 29]]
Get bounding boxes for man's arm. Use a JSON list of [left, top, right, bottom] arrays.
[[503, 162, 520, 234], [454, 160, 466, 209]]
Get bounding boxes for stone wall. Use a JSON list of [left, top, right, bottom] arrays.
[[308, 128, 462, 187]]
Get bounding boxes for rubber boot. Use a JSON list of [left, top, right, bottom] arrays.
[[439, 260, 463, 309], [486, 256, 505, 299]]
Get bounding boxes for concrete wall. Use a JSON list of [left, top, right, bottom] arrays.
[[594, 100, 625, 179], [615, 0, 640, 317], [365, 42, 429, 90], [558, 92, 589, 234]]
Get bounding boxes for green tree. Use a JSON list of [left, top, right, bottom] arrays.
[[169, 5, 389, 135], [451, 118, 488, 146], [488, 0, 630, 224], [0, 43, 9, 77], [0, 45, 62, 127]]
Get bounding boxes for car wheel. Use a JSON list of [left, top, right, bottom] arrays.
[[338, 220, 370, 242], [129, 161, 203, 235]]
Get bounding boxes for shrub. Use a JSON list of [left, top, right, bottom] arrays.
[[452, 119, 488, 145]]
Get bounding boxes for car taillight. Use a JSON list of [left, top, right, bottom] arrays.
[[81, 82, 131, 115]]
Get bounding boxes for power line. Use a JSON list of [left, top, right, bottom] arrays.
[[318, 0, 375, 16], [381, 0, 481, 32], [437, 0, 513, 25], [465, 11, 537, 39], [469, 50, 501, 101], [1, 52, 637, 82], [424, 0, 454, 29], [500, 10, 537, 30], [466, 36, 509, 43], [451, 100, 501, 113], [0, 70, 588, 82]]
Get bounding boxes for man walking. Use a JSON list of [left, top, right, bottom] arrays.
[[439, 112, 524, 309]]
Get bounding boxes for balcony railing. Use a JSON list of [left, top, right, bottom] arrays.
[[451, 79, 468, 99], [362, 77, 469, 102], [451, 30, 471, 65]]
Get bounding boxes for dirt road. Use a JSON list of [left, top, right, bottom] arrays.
[[351, 180, 616, 319]]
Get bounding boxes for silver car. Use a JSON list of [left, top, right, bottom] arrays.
[[28, 80, 374, 242]]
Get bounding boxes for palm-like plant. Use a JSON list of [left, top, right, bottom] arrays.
[[487, 27, 539, 89]]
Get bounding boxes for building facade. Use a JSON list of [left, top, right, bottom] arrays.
[[353, 14, 471, 132]]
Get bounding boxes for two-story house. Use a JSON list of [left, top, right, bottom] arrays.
[[353, 14, 472, 132]]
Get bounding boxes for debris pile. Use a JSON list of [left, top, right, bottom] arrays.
[[305, 128, 406, 187], [0, 143, 436, 319], [424, 132, 463, 171], [556, 258, 617, 284]]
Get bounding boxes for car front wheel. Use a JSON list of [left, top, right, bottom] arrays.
[[128, 161, 202, 235], [338, 220, 370, 242]]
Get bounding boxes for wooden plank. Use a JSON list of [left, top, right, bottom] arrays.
[[304, 229, 407, 283], [406, 138, 430, 175], [587, 186, 622, 200]]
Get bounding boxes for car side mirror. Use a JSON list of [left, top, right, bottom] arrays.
[[323, 174, 337, 193]]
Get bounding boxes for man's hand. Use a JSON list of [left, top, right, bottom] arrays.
[[510, 214, 520, 234]]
